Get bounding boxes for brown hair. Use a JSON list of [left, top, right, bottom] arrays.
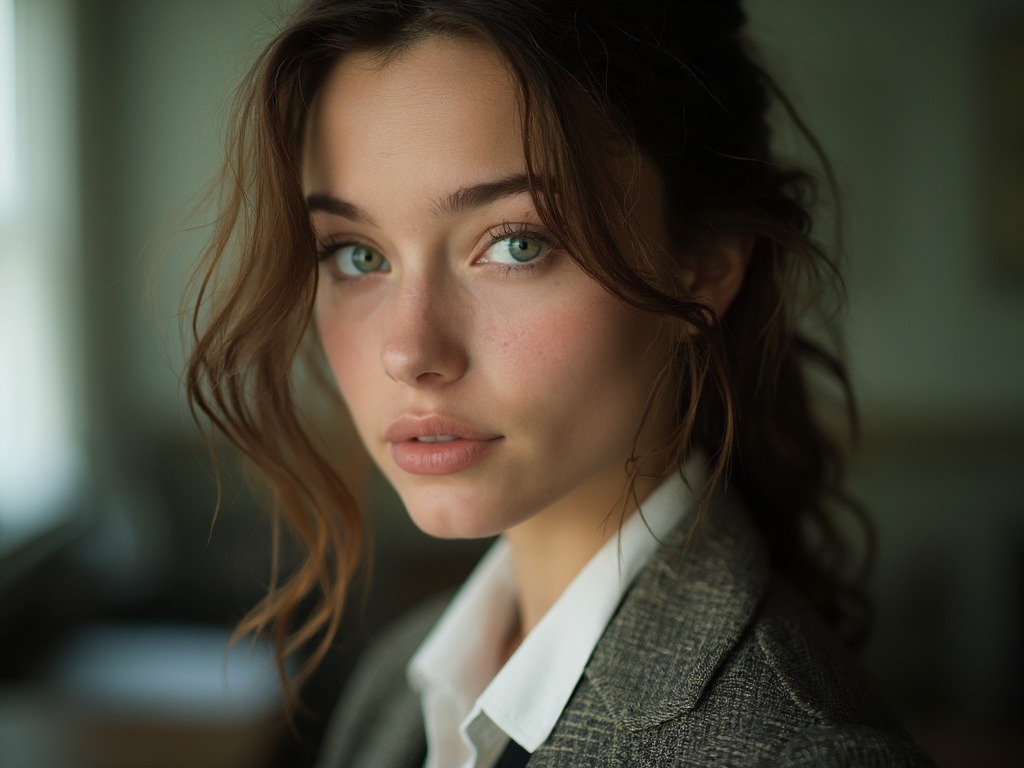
[[187, 0, 872, 699]]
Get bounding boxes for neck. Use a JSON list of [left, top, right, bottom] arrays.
[[501, 472, 662, 656]]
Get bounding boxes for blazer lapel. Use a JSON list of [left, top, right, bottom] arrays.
[[588, 491, 770, 726], [530, 493, 770, 765]]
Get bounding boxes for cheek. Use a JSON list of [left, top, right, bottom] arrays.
[[315, 299, 380, 413], [481, 289, 657, 425]]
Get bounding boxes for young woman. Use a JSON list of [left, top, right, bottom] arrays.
[[187, 1, 936, 766]]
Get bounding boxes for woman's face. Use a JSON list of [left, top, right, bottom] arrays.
[[304, 36, 674, 539]]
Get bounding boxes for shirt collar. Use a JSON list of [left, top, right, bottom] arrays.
[[408, 466, 697, 763], [408, 537, 517, 707]]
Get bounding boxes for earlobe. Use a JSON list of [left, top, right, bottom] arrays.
[[681, 234, 753, 318]]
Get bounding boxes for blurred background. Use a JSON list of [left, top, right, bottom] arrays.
[[0, 0, 1022, 766]]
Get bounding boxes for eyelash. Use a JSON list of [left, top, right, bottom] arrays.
[[482, 221, 556, 277], [315, 238, 369, 262], [315, 237, 380, 285], [315, 222, 557, 281]]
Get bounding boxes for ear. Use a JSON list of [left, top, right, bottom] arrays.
[[680, 234, 753, 318]]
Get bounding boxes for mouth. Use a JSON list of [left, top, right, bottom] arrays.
[[385, 415, 502, 475]]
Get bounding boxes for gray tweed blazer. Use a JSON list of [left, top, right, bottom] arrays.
[[316, 495, 936, 767]]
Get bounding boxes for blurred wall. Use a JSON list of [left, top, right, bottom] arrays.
[[76, 0, 286, 446], [66, 0, 301, 634], [748, 0, 1024, 418]]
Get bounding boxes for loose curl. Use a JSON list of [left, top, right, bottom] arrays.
[[186, 0, 873, 701]]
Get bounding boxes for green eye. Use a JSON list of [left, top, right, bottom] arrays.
[[485, 234, 546, 265], [333, 244, 390, 276], [507, 237, 542, 262]]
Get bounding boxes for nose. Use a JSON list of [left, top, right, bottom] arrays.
[[380, 274, 468, 387]]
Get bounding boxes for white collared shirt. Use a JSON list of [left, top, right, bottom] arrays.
[[406, 468, 696, 768]]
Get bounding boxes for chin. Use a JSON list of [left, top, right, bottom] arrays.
[[400, 490, 514, 540]]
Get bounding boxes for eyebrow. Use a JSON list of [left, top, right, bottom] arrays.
[[305, 172, 533, 225], [304, 193, 379, 226], [431, 173, 531, 218]]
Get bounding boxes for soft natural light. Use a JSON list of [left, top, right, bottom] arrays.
[[0, 256, 80, 523], [0, 0, 81, 552]]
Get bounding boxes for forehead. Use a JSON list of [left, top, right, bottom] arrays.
[[302, 36, 526, 194]]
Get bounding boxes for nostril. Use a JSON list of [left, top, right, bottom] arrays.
[[415, 371, 447, 383], [380, 330, 468, 386]]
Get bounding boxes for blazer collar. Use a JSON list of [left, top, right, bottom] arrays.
[[584, 491, 770, 730]]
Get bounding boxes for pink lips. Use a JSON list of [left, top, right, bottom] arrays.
[[385, 414, 502, 476]]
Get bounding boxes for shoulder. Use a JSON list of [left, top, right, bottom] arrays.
[[757, 581, 933, 765], [768, 723, 938, 767], [315, 592, 450, 768], [668, 578, 936, 767], [752, 578, 899, 730]]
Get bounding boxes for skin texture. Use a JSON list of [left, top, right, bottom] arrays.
[[303, 36, 746, 640]]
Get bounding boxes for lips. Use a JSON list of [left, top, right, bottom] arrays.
[[385, 414, 502, 475]]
